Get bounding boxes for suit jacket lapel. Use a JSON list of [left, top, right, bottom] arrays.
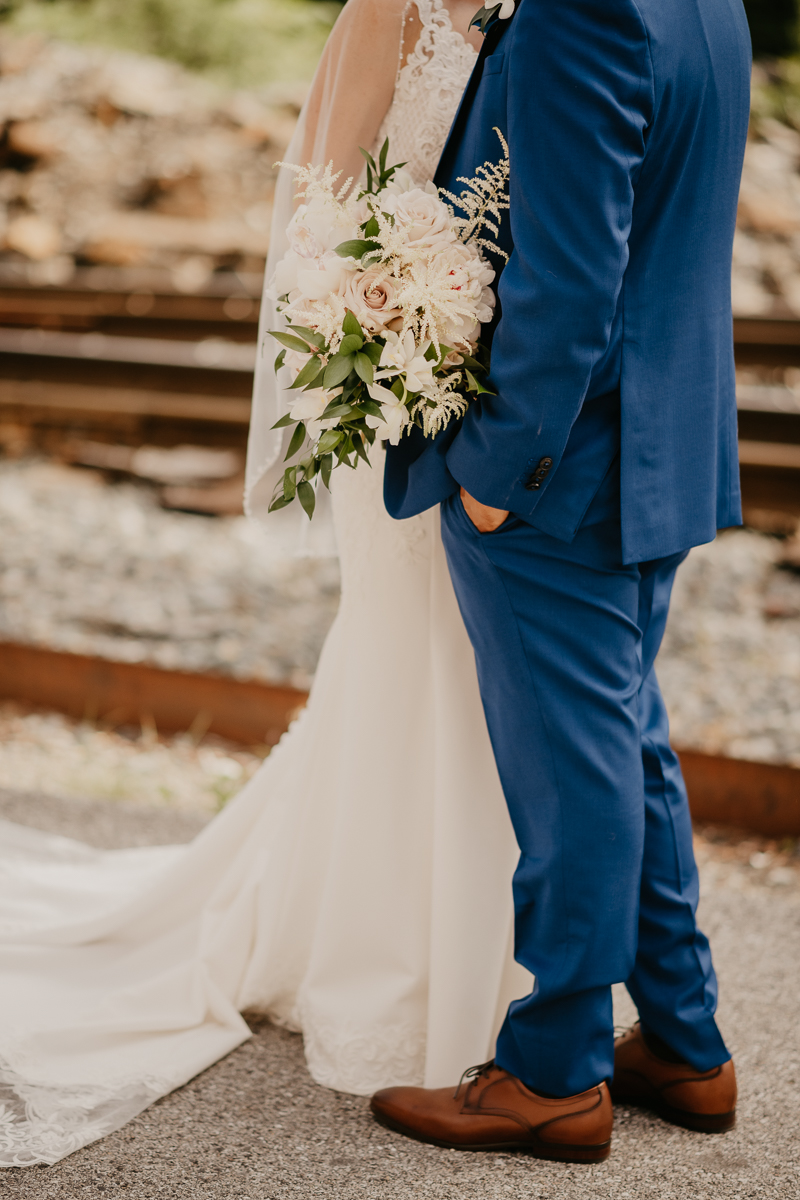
[[434, 13, 511, 187]]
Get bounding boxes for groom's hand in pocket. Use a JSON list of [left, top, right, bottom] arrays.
[[460, 487, 510, 533]]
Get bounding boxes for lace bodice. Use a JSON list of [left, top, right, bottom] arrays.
[[376, 0, 478, 184]]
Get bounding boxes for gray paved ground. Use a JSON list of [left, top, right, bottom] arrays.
[[1, 789, 799, 1199]]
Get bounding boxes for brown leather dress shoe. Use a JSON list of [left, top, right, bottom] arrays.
[[370, 1061, 613, 1162], [611, 1023, 736, 1133]]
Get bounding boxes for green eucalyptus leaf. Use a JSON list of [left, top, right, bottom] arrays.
[[354, 352, 374, 385], [297, 480, 316, 519], [289, 356, 323, 390], [320, 453, 333, 490], [271, 412, 295, 430], [317, 429, 344, 454], [342, 310, 363, 338], [273, 348, 286, 372], [324, 354, 356, 388], [339, 333, 364, 356], [360, 398, 384, 419], [322, 402, 354, 421], [352, 433, 370, 465], [359, 146, 378, 176], [268, 493, 293, 512], [364, 214, 379, 238], [283, 466, 297, 502], [303, 368, 327, 392], [285, 324, 326, 349], [269, 330, 316, 353], [284, 422, 307, 462], [334, 239, 381, 260], [465, 368, 496, 396], [361, 340, 383, 365]]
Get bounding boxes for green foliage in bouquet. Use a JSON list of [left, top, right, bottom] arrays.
[[269, 309, 492, 520], [267, 142, 498, 520]]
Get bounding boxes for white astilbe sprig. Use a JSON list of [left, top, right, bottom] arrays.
[[284, 292, 349, 352], [275, 160, 355, 206], [440, 127, 510, 261], [411, 376, 469, 438]]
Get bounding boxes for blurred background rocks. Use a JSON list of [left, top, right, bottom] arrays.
[[0, 0, 341, 293]]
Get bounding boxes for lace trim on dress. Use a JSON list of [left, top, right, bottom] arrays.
[[0, 1066, 172, 1168], [300, 1006, 427, 1095], [377, 0, 477, 186]]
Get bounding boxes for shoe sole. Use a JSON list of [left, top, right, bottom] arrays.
[[371, 1108, 612, 1163], [610, 1088, 736, 1135]]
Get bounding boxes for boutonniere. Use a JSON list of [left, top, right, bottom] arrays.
[[470, 0, 515, 35]]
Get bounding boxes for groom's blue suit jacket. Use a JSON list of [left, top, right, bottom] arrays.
[[383, 0, 751, 564]]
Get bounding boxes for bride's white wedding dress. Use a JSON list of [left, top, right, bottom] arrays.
[[0, 0, 528, 1168]]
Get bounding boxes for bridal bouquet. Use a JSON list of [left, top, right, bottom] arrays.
[[267, 136, 509, 517]]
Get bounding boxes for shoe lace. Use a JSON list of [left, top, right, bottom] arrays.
[[453, 1059, 495, 1099]]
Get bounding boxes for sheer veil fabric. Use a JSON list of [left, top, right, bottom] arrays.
[[0, 0, 530, 1168]]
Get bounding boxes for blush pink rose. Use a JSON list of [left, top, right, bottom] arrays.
[[342, 267, 403, 333]]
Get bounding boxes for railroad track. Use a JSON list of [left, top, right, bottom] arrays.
[[0, 639, 797, 837], [2, 294, 800, 513], [0, 282, 260, 342], [0, 291, 797, 836]]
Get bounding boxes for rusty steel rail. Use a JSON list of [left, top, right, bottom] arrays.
[[734, 316, 800, 368], [0, 283, 261, 343], [0, 641, 306, 749], [0, 640, 798, 836]]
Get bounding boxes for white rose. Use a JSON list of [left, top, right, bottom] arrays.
[[378, 168, 417, 198], [381, 185, 455, 247], [288, 193, 359, 258], [296, 250, 356, 302], [342, 266, 403, 333], [272, 249, 301, 296]]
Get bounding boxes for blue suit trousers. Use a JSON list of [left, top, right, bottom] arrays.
[[439, 494, 731, 1096]]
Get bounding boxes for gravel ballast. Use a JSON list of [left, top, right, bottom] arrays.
[[1, 458, 799, 765]]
